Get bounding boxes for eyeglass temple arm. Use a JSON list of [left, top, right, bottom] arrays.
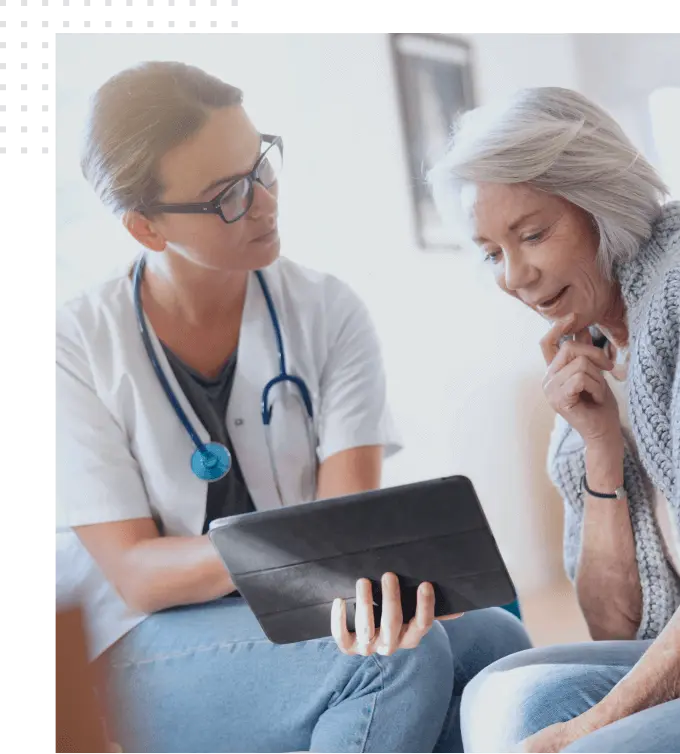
[[147, 202, 219, 213]]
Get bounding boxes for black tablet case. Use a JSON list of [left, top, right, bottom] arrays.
[[209, 475, 517, 644]]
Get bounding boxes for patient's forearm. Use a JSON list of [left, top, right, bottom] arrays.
[[575, 444, 642, 640], [580, 606, 680, 732]]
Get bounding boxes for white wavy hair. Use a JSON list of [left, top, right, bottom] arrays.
[[428, 87, 668, 277]]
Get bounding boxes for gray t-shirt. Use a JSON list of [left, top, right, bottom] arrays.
[[162, 345, 255, 533]]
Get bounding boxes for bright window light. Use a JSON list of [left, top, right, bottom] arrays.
[[649, 87, 680, 200]]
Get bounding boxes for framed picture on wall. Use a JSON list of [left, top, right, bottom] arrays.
[[391, 33, 475, 250]]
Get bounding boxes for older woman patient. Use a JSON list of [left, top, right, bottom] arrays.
[[430, 87, 680, 753]]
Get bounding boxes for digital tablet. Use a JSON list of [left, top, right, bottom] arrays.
[[208, 475, 516, 644]]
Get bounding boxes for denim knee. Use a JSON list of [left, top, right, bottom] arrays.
[[384, 620, 454, 696], [474, 607, 533, 660], [440, 607, 532, 685], [460, 650, 619, 753], [460, 650, 564, 753], [358, 622, 454, 752]]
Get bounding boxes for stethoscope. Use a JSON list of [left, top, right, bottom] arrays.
[[133, 254, 315, 489]]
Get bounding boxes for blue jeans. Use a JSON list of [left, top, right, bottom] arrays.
[[104, 598, 530, 752], [461, 640, 680, 752]]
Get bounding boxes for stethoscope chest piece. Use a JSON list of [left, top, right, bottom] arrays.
[[191, 442, 232, 482], [134, 254, 314, 490]]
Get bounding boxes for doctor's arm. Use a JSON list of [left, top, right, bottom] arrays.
[[74, 520, 235, 614], [82, 437, 385, 614], [316, 445, 383, 500], [314, 281, 400, 501], [57, 351, 234, 615]]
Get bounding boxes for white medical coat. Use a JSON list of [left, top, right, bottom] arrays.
[[56, 256, 401, 658]]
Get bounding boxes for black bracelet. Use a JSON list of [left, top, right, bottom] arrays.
[[581, 474, 626, 500]]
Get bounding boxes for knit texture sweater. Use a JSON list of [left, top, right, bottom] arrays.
[[548, 201, 680, 640]]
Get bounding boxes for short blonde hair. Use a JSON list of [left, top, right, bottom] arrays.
[[428, 87, 668, 276]]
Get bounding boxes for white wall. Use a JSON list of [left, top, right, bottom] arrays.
[[573, 34, 680, 168]]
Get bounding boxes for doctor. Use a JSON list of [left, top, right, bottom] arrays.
[[56, 61, 530, 753]]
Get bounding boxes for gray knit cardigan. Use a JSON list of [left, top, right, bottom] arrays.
[[548, 201, 680, 640]]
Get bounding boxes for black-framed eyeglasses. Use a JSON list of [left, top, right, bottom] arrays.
[[144, 134, 283, 225]]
